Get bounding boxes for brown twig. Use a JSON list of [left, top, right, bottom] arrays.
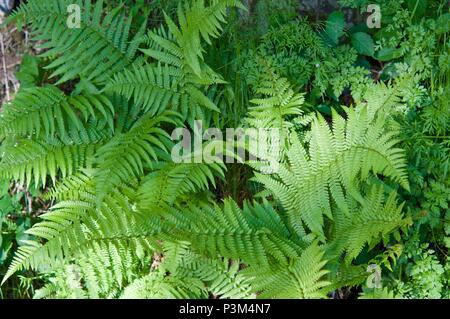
[[0, 31, 10, 101]]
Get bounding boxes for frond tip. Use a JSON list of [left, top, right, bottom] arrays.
[[242, 243, 330, 298]]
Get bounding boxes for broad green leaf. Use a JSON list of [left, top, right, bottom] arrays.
[[0, 196, 14, 216], [325, 11, 346, 46], [375, 47, 403, 62], [351, 32, 375, 56]]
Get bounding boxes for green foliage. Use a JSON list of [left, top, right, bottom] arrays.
[[1, 0, 448, 300], [254, 104, 409, 240], [322, 11, 346, 47], [245, 68, 307, 140], [0, 179, 44, 298], [242, 243, 330, 299], [351, 32, 375, 57], [9, 0, 147, 85]]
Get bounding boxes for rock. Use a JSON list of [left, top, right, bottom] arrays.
[[298, 0, 357, 25], [299, 0, 339, 14], [0, 0, 15, 16]]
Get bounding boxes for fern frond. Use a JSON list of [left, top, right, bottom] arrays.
[[34, 239, 154, 299], [2, 185, 161, 285], [75, 239, 152, 298], [0, 86, 114, 139], [137, 161, 225, 210], [121, 270, 207, 299], [106, 64, 219, 119], [10, 0, 146, 84], [34, 264, 88, 299], [92, 111, 182, 201], [0, 137, 101, 187], [246, 70, 305, 134], [327, 186, 411, 262], [162, 242, 253, 298], [183, 257, 253, 299], [163, 199, 306, 266], [254, 106, 409, 239], [142, 0, 244, 76], [324, 264, 368, 293], [44, 169, 94, 201], [360, 81, 402, 121], [242, 243, 330, 298]]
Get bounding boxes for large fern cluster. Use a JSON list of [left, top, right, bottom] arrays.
[[0, 0, 419, 299]]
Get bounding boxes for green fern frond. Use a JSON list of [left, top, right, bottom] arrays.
[[137, 161, 225, 210], [0, 137, 101, 187], [10, 0, 146, 84], [360, 81, 402, 121], [121, 270, 207, 299], [242, 243, 330, 298], [76, 239, 152, 298], [324, 264, 368, 293], [246, 70, 305, 134], [44, 169, 95, 201], [142, 0, 244, 77], [181, 256, 253, 299], [254, 106, 409, 240], [92, 111, 182, 201], [2, 185, 161, 285], [0, 86, 114, 139], [163, 199, 306, 266], [34, 238, 154, 299], [161, 241, 253, 298], [327, 186, 411, 262], [34, 264, 88, 299], [106, 64, 220, 119]]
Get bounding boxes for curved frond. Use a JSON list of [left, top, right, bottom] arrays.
[[242, 243, 330, 299], [10, 0, 146, 84], [0, 86, 114, 139], [162, 199, 307, 266]]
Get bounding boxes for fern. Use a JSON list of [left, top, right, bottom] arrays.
[[9, 0, 146, 84], [1, 0, 426, 300], [92, 110, 181, 201], [159, 241, 253, 298], [242, 243, 330, 298], [136, 161, 225, 210], [253, 106, 409, 240], [34, 265, 88, 299], [0, 86, 114, 138], [0, 137, 101, 187], [121, 271, 206, 299], [327, 186, 411, 262], [246, 68, 306, 134], [1, 181, 161, 285], [162, 199, 307, 266], [106, 64, 220, 120], [106, 1, 245, 121], [142, 0, 244, 77]]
